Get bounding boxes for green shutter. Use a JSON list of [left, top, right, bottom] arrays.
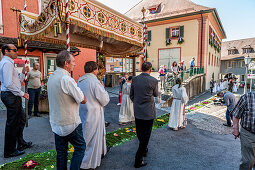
[[209, 26, 211, 39], [147, 30, 151, 41], [180, 26, 184, 38], [166, 28, 170, 39]]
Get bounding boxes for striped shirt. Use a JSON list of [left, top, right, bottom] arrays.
[[231, 92, 255, 133]]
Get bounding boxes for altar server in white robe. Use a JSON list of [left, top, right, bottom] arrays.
[[119, 76, 135, 125], [78, 61, 110, 170], [168, 78, 189, 130], [220, 80, 224, 91]]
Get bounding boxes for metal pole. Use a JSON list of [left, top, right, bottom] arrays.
[[244, 64, 248, 94], [250, 77, 252, 92], [250, 69, 252, 92]]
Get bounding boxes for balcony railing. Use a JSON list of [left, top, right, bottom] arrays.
[[163, 67, 204, 93]]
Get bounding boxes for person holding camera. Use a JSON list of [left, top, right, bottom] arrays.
[[217, 91, 237, 127]]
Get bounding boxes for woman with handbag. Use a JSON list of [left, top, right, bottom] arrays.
[[168, 78, 189, 130]]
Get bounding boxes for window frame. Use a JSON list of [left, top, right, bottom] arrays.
[[227, 61, 232, 68], [171, 27, 180, 39]]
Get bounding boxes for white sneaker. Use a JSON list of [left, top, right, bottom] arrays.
[[117, 103, 121, 106]]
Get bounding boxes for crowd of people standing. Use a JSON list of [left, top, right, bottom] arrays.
[[0, 44, 254, 169]]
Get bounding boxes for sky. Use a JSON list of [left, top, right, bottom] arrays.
[[96, 0, 255, 42]]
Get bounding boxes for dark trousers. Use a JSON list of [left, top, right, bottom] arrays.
[[54, 124, 86, 170], [28, 87, 41, 116], [135, 118, 154, 163], [226, 109, 233, 126], [1, 91, 26, 156], [210, 87, 213, 94]]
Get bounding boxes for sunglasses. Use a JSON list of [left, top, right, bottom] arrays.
[[8, 49, 17, 52]]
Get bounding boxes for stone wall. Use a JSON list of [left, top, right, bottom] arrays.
[[183, 74, 206, 99]]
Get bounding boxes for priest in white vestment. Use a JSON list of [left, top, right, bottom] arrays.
[[168, 78, 189, 130], [119, 76, 135, 124], [78, 61, 110, 169]]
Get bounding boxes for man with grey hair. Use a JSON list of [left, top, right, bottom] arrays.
[[0, 44, 31, 158], [27, 62, 42, 117], [217, 91, 237, 127], [47, 50, 86, 170]]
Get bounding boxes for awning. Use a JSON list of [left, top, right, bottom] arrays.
[[14, 58, 26, 65], [19, 0, 143, 56]]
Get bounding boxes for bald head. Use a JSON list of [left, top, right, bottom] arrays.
[[33, 62, 40, 70]]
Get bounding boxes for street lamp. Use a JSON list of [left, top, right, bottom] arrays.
[[244, 55, 251, 94]]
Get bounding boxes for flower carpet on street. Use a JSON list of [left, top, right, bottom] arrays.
[[0, 95, 220, 169]]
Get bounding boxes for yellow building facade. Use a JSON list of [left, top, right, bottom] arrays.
[[126, 0, 226, 89]]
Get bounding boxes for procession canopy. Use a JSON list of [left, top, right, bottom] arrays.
[[19, 0, 143, 56]]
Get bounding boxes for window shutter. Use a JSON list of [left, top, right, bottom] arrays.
[[166, 28, 170, 39], [180, 26, 184, 38], [209, 26, 211, 38], [147, 30, 151, 42]]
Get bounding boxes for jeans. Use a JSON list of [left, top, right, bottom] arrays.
[[1, 91, 26, 156], [135, 118, 154, 163], [239, 127, 255, 170], [28, 87, 41, 116], [54, 124, 86, 170], [226, 109, 232, 126]]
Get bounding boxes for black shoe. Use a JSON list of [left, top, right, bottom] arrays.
[[34, 114, 41, 117], [17, 142, 33, 151], [105, 122, 110, 127], [223, 123, 232, 127], [134, 161, 147, 168], [4, 150, 25, 158]]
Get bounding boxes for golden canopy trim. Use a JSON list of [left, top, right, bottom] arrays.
[[19, 0, 143, 56]]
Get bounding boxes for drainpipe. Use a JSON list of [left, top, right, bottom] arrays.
[[200, 10, 203, 68]]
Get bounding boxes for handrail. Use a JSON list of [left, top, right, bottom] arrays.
[[163, 67, 204, 93]]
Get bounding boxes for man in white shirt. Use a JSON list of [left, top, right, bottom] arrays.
[[47, 50, 86, 170], [27, 62, 42, 117], [0, 44, 31, 158]]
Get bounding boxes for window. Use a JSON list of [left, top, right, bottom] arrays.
[[171, 27, 180, 38], [228, 61, 232, 68], [147, 30, 151, 42], [0, 0, 3, 34], [228, 50, 237, 55], [243, 48, 252, 54], [232, 61, 236, 68], [214, 55, 216, 66], [241, 61, 245, 67]]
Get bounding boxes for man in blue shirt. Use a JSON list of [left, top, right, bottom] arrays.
[[190, 57, 195, 68], [0, 44, 32, 158]]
